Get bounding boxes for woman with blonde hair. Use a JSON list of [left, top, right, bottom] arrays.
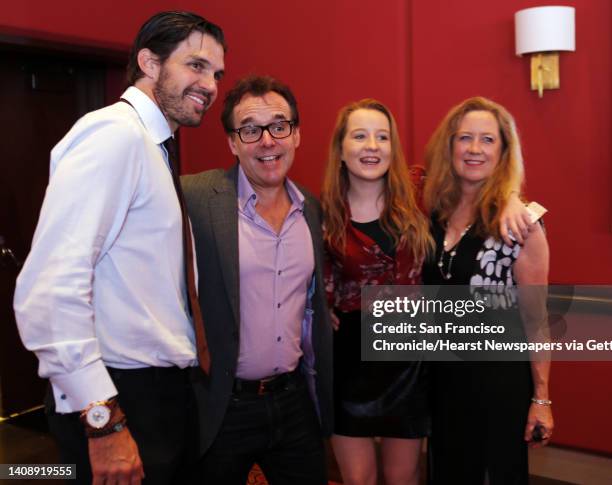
[[422, 97, 553, 484], [322, 99, 432, 485]]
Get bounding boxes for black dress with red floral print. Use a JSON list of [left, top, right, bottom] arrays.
[[324, 167, 430, 438]]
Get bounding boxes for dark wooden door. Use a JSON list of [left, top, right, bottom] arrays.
[[0, 49, 115, 416]]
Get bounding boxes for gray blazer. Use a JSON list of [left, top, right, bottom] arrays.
[[182, 165, 333, 456]]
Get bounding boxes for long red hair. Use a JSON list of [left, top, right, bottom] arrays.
[[423, 96, 525, 239], [321, 99, 432, 261]]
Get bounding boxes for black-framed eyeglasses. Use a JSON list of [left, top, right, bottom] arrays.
[[232, 120, 295, 143]]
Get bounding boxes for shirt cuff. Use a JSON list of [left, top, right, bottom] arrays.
[[50, 360, 118, 414]]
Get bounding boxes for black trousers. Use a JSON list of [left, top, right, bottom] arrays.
[[198, 374, 327, 485], [46, 366, 197, 485]]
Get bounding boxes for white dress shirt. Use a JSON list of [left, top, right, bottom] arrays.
[[13, 86, 197, 413]]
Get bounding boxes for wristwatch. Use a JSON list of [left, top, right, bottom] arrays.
[[80, 397, 126, 438], [83, 400, 114, 428]]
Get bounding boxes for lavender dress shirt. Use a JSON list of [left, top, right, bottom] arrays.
[[235, 166, 314, 380]]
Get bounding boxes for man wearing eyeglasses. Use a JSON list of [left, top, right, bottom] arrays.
[[182, 75, 332, 484]]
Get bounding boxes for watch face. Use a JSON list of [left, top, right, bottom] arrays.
[[86, 404, 111, 429]]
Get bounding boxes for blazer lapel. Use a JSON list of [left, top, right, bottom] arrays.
[[209, 166, 240, 329]]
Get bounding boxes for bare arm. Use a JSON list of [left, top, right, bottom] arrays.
[[514, 223, 554, 446]]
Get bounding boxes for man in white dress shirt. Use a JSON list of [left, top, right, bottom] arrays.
[[13, 11, 225, 485]]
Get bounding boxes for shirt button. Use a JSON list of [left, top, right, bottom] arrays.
[[278, 270, 282, 276], [277, 336, 281, 342], [60, 394, 66, 400], [277, 303, 281, 308], [274, 367, 279, 372]]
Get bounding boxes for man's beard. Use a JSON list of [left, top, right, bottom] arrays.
[[154, 68, 211, 128]]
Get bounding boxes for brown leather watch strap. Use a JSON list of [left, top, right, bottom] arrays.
[[86, 416, 128, 439]]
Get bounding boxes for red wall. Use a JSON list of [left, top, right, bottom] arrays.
[[410, 0, 612, 286], [2, 0, 611, 454], [178, 0, 414, 197], [4, 1, 609, 285], [407, 1, 612, 454]]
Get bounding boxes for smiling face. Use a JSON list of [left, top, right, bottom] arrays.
[[452, 110, 503, 188], [341, 108, 392, 185], [228, 91, 300, 191], [153, 31, 225, 131]]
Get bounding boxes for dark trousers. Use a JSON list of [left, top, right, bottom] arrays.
[[46, 366, 197, 485], [428, 362, 531, 485], [198, 374, 327, 485]]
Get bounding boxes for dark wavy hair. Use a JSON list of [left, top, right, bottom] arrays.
[[221, 75, 299, 132], [126, 11, 226, 85]]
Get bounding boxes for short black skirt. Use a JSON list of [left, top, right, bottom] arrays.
[[333, 310, 431, 438]]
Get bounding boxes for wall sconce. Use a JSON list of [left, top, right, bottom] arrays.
[[515, 6, 575, 98]]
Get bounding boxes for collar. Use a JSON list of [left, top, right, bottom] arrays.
[[120, 86, 172, 144], [237, 165, 257, 212], [236, 165, 305, 213]]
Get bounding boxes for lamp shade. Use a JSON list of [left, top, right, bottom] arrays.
[[515, 6, 575, 56]]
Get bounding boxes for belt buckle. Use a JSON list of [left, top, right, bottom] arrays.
[[257, 380, 267, 395], [257, 375, 276, 395]]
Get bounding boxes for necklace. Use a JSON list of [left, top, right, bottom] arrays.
[[438, 224, 472, 280]]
